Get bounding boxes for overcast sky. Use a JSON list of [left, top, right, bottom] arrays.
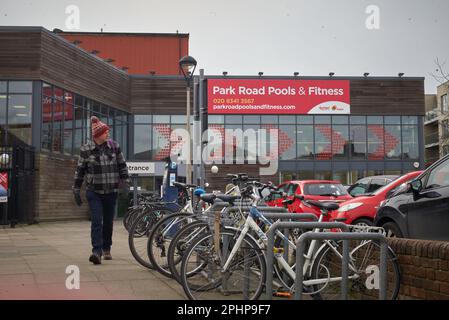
[[1, 0, 448, 93]]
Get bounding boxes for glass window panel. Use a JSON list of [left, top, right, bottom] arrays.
[[74, 128, 83, 155], [134, 125, 152, 160], [208, 115, 224, 124], [333, 170, 349, 185], [243, 115, 260, 124], [101, 105, 109, 116], [297, 169, 314, 180], [315, 115, 331, 124], [52, 99, 63, 153], [0, 81, 7, 92], [171, 115, 187, 124], [92, 101, 101, 113], [384, 116, 401, 125], [153, 115, 170, 123], [315, 124, 332, 160], [402, 116, 418, 125], [350, 169, 366, 185], [8, 95, 32, 145], [152, 123, 171, 160], [206, 124, 225, 162], [384, 125, 401, 159], [332, 115, 348, 125], [402, 125, 419, 160], [53, 87, 64, 100], [367, 124, 384, 160], [332, 125, 349, 159], [0, 95, 6, 124], [280, 172, 296, 183], [367, 116, 383, 125], [279, 116, 295, 124], [350, 116, 366, 125], [279, 125, 296, 160], [42, 95, 52, 151], [297, 115, 313, 124], [314, 170, 332, 180], [297, 125, 314, 159], [42, 83, 52, 97], [74, 94, 83, 107], [243, 124, 259, 161], [9, 81, 32, 93], [225, 115, 242, 124], [350, 125, 366, 159], [64, 91, 74, 104], [109, 108, 115, 118], [261, 115, 278, 124], [63, 103, 73, 154], [134, 114, 151, 124], [74, 106, 84, 129]]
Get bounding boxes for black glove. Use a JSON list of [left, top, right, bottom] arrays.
[[73, 189, 82, 206]]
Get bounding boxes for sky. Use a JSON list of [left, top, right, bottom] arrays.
[[1, 0, 448, 93]]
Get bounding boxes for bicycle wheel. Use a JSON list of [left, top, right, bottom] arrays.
[[180, 229, 266, 300], [147, 212, 195, 278], [310, 240, 400, 300], [123, 207, 142, 232], [167, 220, 210, 284], [128, 208, 166, 269]]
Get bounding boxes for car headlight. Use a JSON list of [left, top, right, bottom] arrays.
[[337, 202, 363, 212]]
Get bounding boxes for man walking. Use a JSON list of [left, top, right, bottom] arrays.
[[72, 116, 130, 265]]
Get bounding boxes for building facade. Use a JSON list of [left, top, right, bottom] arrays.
[[0, 26, 426, 223]]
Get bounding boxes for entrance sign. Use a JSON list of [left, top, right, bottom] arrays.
[[126, 162, 155, 176], [208, 79, 350, 114]]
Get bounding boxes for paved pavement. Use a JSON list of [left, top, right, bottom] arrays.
[[0, 220, 186, 300]]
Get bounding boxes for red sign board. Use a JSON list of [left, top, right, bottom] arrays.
[[208, 79, 350, 114], [0, 172, 7, 202]]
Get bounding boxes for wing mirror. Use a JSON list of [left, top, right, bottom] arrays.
[[410, 179, 422, 194]]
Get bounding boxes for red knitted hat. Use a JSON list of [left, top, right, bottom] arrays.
[[91, 116, 109, 139]]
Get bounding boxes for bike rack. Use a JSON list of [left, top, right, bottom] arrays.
[[295, 232, 388, 300], [265, 221, 349, 300]]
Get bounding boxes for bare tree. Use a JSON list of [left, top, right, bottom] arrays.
[[430, 57, 449, 85]]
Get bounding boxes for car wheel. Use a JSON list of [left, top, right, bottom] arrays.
[[352, 218, 373, 227], [382, 222, 403, 238]]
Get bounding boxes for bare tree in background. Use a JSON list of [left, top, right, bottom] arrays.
[[430, 57, 449, 85]]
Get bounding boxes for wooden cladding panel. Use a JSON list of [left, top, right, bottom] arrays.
[[130, 77, 193, 114], [0, 32, 41, 78], [350, 80, 424, 115], [40, 31, 131, 112]]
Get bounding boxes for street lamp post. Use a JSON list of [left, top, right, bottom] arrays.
[[179, 55, 197, 185]]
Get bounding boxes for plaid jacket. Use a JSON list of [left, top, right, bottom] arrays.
[[73, 140, 129, 194]]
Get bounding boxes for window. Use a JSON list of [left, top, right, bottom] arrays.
[[367, 178, 386, 193], [402, 125, 419, 160], [442, 120, 449, 139], [332, 125, 349, 159], [304, 183, 348, 196], [426, 157, 449, 188], [384, 125, 401, 159], [297, 125, 314, 159], [208, 115, 224, 124], [134, 125, 152, 160], [279, 125, 296, 160], [441, 94, 448, 114], [349, 179, 369, 196], [8, 94, 32, 145], [315, 124, 332, 160], [135, 115, 152, 124], [350, 125, 366, 159], [9, 81, 32, 93], [367, 124, 384, 160], [0, 93, 6, 125]]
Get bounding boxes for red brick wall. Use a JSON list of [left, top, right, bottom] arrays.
[[388, 238, 449, 300]]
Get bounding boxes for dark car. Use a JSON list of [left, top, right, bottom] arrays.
[[347, 175, 399, 197], [375, 154, 449, 240]]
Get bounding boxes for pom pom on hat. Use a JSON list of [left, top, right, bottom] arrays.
[[91, 116, 109, 138]]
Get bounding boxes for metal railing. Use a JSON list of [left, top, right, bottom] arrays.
[[262, 221, 389, 300]]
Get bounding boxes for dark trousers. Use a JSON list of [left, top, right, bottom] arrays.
[[86, 190, 117, 256]]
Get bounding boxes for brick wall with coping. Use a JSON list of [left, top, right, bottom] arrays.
[[388, 238, 449, 300]]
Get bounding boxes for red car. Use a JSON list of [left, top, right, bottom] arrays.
[[330, 171, 423, 226], [266, 180, 353, 219]]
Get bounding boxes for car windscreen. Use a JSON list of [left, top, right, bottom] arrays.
[[373, 176, 414, 196], [303, 183, 348, 196]]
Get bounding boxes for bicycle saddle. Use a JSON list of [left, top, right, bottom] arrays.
[[172, 181, 197, 190], [200, 193, 217, 204], [215, 194, 241, 205], [305, 200, 339, 211]]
